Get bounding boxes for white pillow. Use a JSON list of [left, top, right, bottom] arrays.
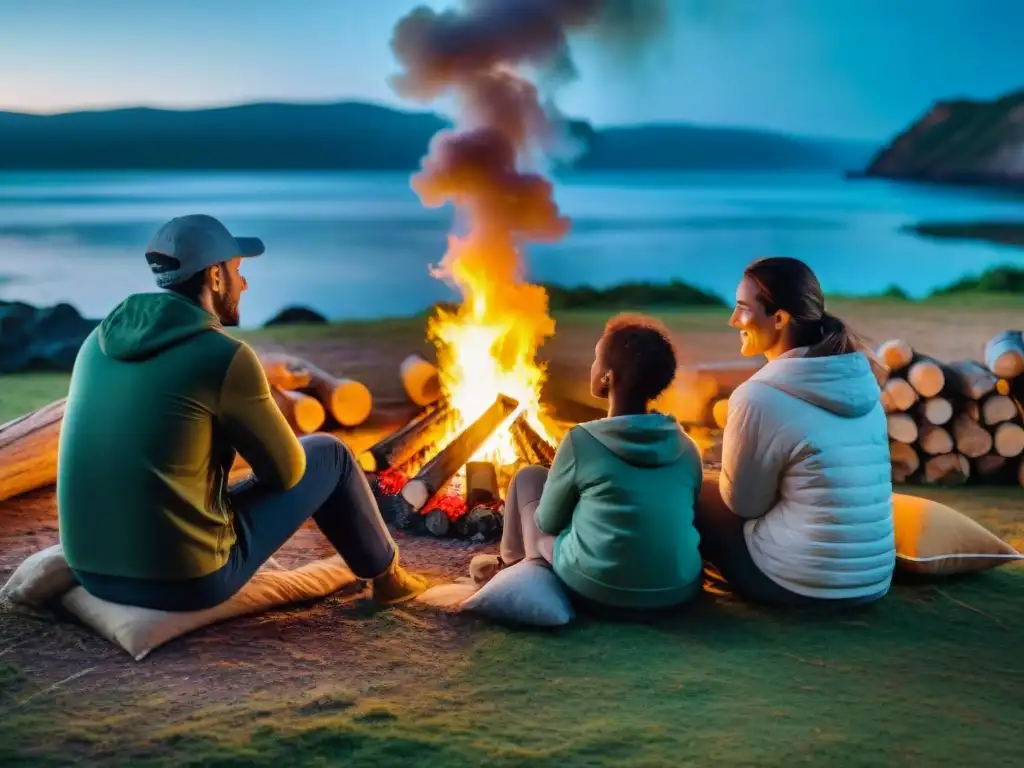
[[0, 544, 75, 606], [61, 556, 360, 660], [461, 559, 575, 627]]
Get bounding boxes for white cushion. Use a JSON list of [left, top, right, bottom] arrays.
[[460, 559, 575, 627], [2, 545, 359, 661]]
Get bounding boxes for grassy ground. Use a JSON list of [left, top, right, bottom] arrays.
[[1, 301, 1023, 766]]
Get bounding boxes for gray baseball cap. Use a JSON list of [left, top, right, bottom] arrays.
[[145, 214, 265, 287]]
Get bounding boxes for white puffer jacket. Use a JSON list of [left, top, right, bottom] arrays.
[[720, 349, 895, 600]]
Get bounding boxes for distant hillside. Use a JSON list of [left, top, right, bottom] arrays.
[[860, 88, 1024, 190], [0, 101, 871, 172]]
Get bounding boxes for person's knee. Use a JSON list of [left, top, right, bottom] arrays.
[[511, 464, 548, 505], [299, 433, 354, 474]]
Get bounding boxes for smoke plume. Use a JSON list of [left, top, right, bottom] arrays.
[[389, 0, 667, 383]]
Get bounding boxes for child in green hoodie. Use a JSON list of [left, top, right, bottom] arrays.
[[472, 314, 704, 614]]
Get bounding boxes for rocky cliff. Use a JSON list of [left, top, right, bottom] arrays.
[[861, 89, 1024, 189]]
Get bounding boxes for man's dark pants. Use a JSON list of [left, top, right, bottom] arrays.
[[73, 435, 396, 611]]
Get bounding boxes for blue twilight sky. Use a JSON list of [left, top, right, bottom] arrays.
[[0, 0, 1020, 141]]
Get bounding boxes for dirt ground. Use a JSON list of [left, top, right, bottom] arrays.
[[2, 301, 1022, 762]]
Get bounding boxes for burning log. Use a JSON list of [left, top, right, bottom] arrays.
[[271, 386, 326, 434], [981, 394, 1017, 426], [465, 461, 499, 507], [952, 413, 993, 458], [881, 378, 918, 413], [363, 403, 452, 473], [452, 505, 503, 540], [917, 423, 954, 455], [916, 396, 953, 426], [401, 394, 519, 511], [923, 453, 970, 486], [877, 339, 913, 373], [0, 398, 66, 503], [889, 441, 920, 483], [993, 422, 1024, 458], [509, 413, 556, 467], [984, 330, 1024, 379], [887, 413, 918, 444], [400, 354, 441, 407], [906, 355, 945, 398]]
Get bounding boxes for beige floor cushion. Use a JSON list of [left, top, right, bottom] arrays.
[[893, 493, 1023, 576], [460, 559, 576, 626], [2, 545, 360, 661]]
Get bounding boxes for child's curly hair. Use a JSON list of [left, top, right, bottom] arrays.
[[600, 313, 677, 403]]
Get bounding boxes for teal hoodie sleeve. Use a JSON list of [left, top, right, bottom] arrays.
[[534, 429, 580, 535], [219, 343, 307, 490]]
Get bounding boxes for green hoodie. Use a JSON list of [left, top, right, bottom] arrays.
[[57, 292, 305, 581], [535, 414, 704, 610]]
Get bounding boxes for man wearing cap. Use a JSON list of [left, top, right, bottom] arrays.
[[57, 214, 428, 611]]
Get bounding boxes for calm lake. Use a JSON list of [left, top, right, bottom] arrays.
[[0, 171, 1021, 326]]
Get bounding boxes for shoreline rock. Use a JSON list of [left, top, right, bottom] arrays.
[[860, 88, 1024, 191], [0, 301, 99, 374]]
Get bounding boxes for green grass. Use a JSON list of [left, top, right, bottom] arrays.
[[1, 565, 1022, 766]]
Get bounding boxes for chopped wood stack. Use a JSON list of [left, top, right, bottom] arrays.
[[882, 330, 1024, 487]]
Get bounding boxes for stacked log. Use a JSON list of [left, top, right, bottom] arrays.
[[881, 331, 1024, 487]]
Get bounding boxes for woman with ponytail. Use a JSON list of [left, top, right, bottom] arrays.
[[696, 257, 895, 607]]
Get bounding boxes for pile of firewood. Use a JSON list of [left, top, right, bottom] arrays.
[[881, 330, 1024, 487]]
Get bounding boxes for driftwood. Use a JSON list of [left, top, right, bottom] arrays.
[[401, 394, 519, 511], [0, 398, 66, 503]]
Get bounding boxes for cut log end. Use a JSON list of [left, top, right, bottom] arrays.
[[993, 422, 1024, 458], [886, 413, 918, 444], [923, 453, 970, 486], [881, 377, 918, 413], [974, 453, 1009, 479], [981, 394, 1018, 426], [328, 380, 373, 427], [952, 413, 994, 458], [424, 509, 451, 537], [272, 387, 326, 434], [907, 359, 944, 398], [401, 478, 431, 511], [878, 339, 913, 372], [984, 330, 1024, 379], [918, 423, 953, 456], [400, 354, 441, 407], [918, 397, 953, 426], [889, 441, 920, 483]]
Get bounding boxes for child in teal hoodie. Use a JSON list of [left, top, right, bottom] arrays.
[[472, 314, 704, 613]]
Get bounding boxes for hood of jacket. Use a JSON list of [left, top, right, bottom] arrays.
[[577, 412, 690, 467], [98, 292, 220, 362], [749, 351, 880, 418]]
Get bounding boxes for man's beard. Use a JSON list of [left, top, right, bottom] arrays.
[[213, 290, 240, 327]]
